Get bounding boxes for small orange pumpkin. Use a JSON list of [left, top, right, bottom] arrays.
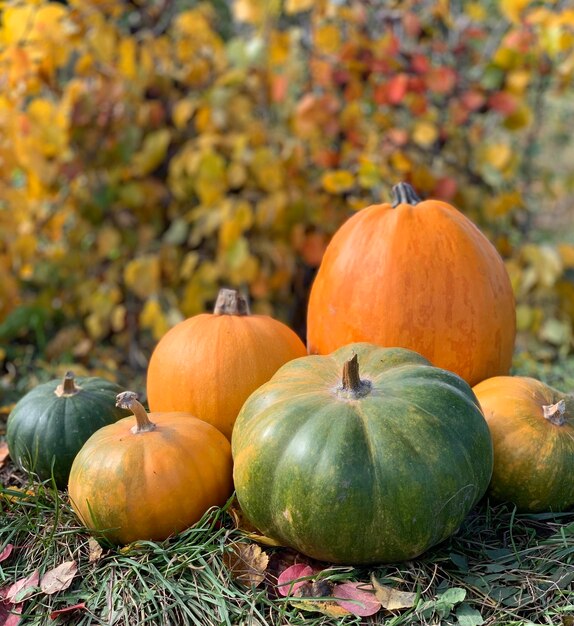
[[146, 288, 307, 439], [473, 376, 574, 512], [68, 391, 233, 544], [307, 182, 516, 386]]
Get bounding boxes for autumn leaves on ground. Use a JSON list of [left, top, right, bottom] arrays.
[[1, 1, 574, 625]]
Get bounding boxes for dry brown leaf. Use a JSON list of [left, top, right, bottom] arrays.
[[40, 561, 77, 595], [88, 538, 103, 563], [223, 542, 269, 587], [370, 574, 417, 611]]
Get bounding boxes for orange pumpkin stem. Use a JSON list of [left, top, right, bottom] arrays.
[[213, 288, 250, 316], [542, 400, 567, 426], [116, 391, 157, 433], [340, 355, 372, 399], [392, 182, 421, 208], [55, 371, 80, 397]]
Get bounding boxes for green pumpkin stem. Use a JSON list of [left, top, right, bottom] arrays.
[[55, 371, 80, 397], [115, 391, 156, 434], [392, 182, 421, 208], [340, 355, 372, 399], [543, 400, 567, 426], [213, 288, 250, 316]]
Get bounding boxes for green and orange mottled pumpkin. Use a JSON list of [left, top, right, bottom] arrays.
[[232, 342, 493, 564], [6, 372, 128, 488], [307, 183, 516, 387], [68, 392, 233, 544], [473, 375, 574, 512]]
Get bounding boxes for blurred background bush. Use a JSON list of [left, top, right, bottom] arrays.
[[1, 0, 573, 401]]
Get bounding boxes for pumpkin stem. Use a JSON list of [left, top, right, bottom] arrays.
[[55, 371, 80, 397], [116, 391, 157, 434], [339, 354, 372, 399], [392, 182, 421, 208], [542, 400, 567, 426], [213, 288, 250, 316]]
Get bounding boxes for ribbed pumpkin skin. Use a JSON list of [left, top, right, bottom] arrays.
[[6, 376, 127, 488], [307, 196, 516, 387], [68, 412, 233, 544], [473, 376, 574, 512], [232, 343, 493, 564], [147, 313, 306, 440]]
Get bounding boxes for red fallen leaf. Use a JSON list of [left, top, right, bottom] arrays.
[[387, 74, 409, 105], [0, 545, 13, 564], [0, 600, 23, 626], [49, 602, 86, 620], [276, 564, 315, 597], [333, 582, 381, 617], [488, 91, 518, 115], [0, 443, 9, 469], [5, 571, 40, 603]]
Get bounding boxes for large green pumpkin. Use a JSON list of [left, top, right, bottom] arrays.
[[6, 372, 128, 488], [232, 343, 493, 564]]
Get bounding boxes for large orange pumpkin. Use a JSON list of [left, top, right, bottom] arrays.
[[68, 391, 233, 544], [473, 376, 574, 512], [146, 288, 307, 439], [307, 183, 516, 386]]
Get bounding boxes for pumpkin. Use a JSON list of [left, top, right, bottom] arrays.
[[232, 342, 493, 564], [473, 375, 574, 512], [146, 288, 307, 440], [6, 372, 128, 488], [68, 391, 233, 544], [306, 182, 516, 387]]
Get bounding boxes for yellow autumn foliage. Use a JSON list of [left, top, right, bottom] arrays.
[[0, 0, 572, 369]]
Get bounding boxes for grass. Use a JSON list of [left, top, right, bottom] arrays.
[[1, 357, 574, 625], [1, 466, 574, 625]]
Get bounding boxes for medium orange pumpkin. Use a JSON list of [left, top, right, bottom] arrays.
[[473, 376, 574, 512], [307, 182, 516, 386], [68, 392, 233, 544], [146, 288, 307, 439]]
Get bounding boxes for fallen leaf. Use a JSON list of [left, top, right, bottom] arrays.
[[88, 538, 103, 563], [0, 545, 13, 564], [223, 543, 269, 587], [40, 561, 77, 595], [5, 570, 40, 603], [371, 574, 418, 611], [277, 564, 315, 597], [333, 582, 381, 617], [49, 602, 86, 620], [0, 443, 9, 468], [0, 600, 23, 626], [290, 599, 350, 618]]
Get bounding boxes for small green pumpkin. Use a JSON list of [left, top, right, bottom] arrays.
[[232, 342, 493, 564], [6, 371, 128, 488]]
